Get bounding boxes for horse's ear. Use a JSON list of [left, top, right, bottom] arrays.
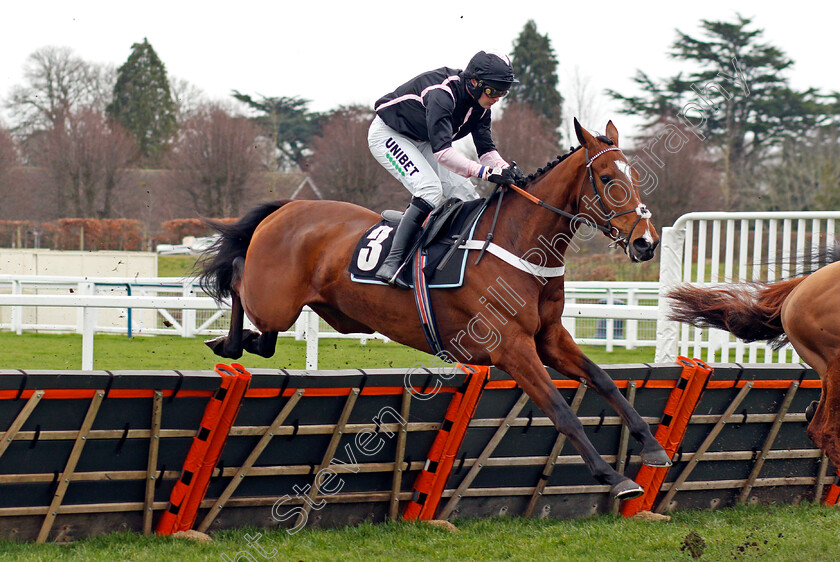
[[574, 118, 593, 147], [605, 120, 619, 145]]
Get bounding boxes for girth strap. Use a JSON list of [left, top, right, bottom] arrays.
[[412, 247, 446, 356], [458, 240, 565, 277]]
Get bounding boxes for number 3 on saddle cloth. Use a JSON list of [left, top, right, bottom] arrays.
[[349, 198, 486, 356]]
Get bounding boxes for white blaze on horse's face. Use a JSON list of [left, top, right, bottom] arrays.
[[614, 159, 634, 188], [613, 157, 656, 257]]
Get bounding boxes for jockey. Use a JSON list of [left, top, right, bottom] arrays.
[[368, 49, 525, 289]]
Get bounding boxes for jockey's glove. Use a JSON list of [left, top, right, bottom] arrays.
[[486, 166, 527, 187]]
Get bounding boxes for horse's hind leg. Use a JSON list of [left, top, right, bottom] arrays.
[[205, 292, 246, 359], [537, 326, 671, 467], [243, 330, 278, 358], [205, 295, 278, 359], [807, 358, 840, 469], [205, 256, 278, 359]]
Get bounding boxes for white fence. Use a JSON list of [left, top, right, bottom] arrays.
[[0, 275, 659, 369], [6, 211, 835, 369], [655, 211, 840, 364]]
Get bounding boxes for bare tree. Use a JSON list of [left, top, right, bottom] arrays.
[[492, 101, 561, 176], [6, 46, 114, 135], [627, 119, 722, 227], [0, 125, 20, 212], [169, 76, 207, 122], [27, 106, 136, 217], [308, 105, 405, 212], [561, 66, 608, 145], [758, 126, 840, 211], [168, 103, 267, 217]]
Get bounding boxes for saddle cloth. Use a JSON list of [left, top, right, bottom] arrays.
[[349, 199, 485, 288]]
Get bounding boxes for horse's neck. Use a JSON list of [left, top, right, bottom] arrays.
[[494, 153, 585, 263]]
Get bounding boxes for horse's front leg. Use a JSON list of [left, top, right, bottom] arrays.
[[495, 335, 644, 499], [536, 324, 671, 468]]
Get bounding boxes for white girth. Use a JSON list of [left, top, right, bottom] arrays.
[[458, 240, 566, 278]]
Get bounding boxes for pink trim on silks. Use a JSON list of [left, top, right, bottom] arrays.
[[434, 147, 482, 178], [374, 76, 461, 112], [479, 150, 508, 169], [454, 107, 473, 136], [375, 94, 423, 112]]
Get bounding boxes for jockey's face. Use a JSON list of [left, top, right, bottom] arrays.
[[470, 79, 503, 109], [479, 92, 501, 109]]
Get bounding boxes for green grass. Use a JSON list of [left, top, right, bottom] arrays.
[[0, 504, 836, 560], [157, 255, 199, 278], [0, 332, 436, 371], [0, 331, 654, 371]]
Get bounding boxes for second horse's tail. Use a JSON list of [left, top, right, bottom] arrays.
[[666, 277, 807, 349], [197, 200, 291, 302]]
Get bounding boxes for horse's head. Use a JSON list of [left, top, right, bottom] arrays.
[[573, 118, 659, 262]]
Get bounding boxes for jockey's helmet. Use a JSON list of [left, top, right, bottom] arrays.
[[464, 50, 519, 99]]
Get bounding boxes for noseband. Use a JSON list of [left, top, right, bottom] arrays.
[[506, 146, 651, 249]]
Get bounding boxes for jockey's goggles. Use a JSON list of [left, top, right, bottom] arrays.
[[479, 81, 509, 98]]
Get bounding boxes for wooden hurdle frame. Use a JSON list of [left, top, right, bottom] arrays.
[[0, 360, 834, 542]]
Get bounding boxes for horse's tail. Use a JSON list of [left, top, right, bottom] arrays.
[[666, 277, 808, 349], [197, 200, 291, 302]]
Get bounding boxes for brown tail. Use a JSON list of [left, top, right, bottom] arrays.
[[666, 277, 807, 349], [197, 200, 291, 302]]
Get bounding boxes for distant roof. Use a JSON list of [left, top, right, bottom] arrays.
[[257, 172, 323, 200]]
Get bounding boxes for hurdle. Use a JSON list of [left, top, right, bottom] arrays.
[[0, 360, 832, 542]]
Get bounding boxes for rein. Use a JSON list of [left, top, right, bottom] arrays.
[[507, 146, 651, 249]]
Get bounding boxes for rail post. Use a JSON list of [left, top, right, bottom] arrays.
[[81, 306, 97, 370], [304, 308, 319, 370], [655, 226, 686, 362], [11, 279, 22, 335]]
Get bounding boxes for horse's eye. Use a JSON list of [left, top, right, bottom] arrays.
[[600, 175, 612, 184]]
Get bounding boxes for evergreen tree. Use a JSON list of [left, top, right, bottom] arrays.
[[508, 20, 563, 133], [608, 15, 838, 209], [232, 92, 322, 171], [107, 38, 177, 164]]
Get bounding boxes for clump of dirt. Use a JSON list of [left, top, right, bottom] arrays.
[[632, 510, 671, 521], [681, 530, 707, 558], [172, 530, 212, 542], [730, 532, 763, 559], [424, 520, 459, 533]]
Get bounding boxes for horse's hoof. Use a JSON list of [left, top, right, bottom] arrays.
[[612, 479, 644, 500], [204, 336, 242, 359], [204, 335, 225, 352], [805, 400, 819, 423], [641, 448, 673, 468]]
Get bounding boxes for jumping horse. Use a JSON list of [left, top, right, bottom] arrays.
[[199, 119, 671, 499], [667, 256, 840, 471]]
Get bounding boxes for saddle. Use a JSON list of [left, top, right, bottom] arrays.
[[349, 198, 486, 289]]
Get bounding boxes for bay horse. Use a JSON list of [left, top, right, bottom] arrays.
[[666, 258, 840, 470], [199, 119, 671, 499]]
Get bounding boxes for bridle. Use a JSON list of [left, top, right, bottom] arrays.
[[506, 145, 651, 250]]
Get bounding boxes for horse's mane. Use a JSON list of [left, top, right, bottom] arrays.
[[524, 146, 583, 185], [523, 136, 614, 185]]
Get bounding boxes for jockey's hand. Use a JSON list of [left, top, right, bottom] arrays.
[[486, 166, 523, 187], [508, 164, 528, 187]]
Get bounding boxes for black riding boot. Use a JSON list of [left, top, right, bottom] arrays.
[[375, 197, 434, 289]]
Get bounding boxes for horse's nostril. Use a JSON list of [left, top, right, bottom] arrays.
[[632, 238, 650, 252]]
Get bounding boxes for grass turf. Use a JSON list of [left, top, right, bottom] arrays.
[[0, 504, 836, 560], [0, 331, 656, 371]]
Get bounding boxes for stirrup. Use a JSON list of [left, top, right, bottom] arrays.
[[376, 261, 410, 289]]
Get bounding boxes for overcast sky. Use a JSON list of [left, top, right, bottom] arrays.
[[1, 1, 838, 143]]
